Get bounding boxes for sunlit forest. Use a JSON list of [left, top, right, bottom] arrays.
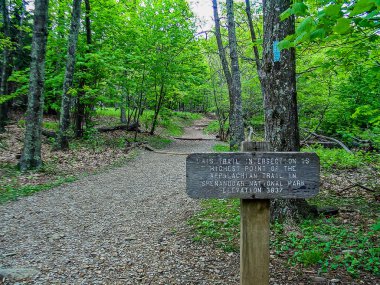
[[0, 0, 379, 284]]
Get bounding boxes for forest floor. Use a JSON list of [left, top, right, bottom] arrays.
[[0, 115, 379, 284]]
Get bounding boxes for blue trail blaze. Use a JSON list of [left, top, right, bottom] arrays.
[[273, 41, 280, 62]]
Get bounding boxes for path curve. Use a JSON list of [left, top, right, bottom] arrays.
[[0, 119, 239, 284]]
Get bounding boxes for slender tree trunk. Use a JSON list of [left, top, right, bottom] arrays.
[[56, 0, 82, 150], [150, 82, 165, 135], [226, 0, 244, 148], [212, 0, 244, 149], [84, 0, 92, 45], [212, 0, 232, 90], [0, 0, 11, 132], [19, 0, 49, 171], [120, 90, 127, 124], [244, 0, 264, 95], [262, 0, 313, 221], [75, 0, 91, 137]]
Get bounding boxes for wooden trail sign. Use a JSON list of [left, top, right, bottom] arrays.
[[186, 141, 320, 285], [186, 152, 319, 199]]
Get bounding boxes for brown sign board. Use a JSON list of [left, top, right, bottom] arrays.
[[186, 152, 320, 199]]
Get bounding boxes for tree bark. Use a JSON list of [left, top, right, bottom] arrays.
[[19, 0, 49, 171], [262, 0, 299, 151], [84, 0, 92, 45], [262, 0, 313, 221], [149, 81, 165, 135], [212, 0, 244, 149], [120, 90, 127, 124], [244, 0, 264, 95], [226, 0, 244, 149], [0, 0, 11, 132], [212, 0, 232, 91], [75, 0, 92, 138], [56, 0, 82, 150]]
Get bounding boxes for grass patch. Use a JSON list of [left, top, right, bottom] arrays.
[[0, 173, 77, 204], [303, 146, 380, 170], [204, 120, 220, 134], [188, 199, 240, 252], [43, 121, 59, 131], [96, 108, 202, 137], [159, 110, 202, 136], [172, 111, 202, 121], [17, 119, 59, 131], [131, 135, 172, 149], [273, 219, 380, 277], [212, 143, 230, 152]]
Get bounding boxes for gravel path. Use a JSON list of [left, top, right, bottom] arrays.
[[0, 119, 239, 284]]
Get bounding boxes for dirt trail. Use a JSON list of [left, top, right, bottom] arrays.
[[0, 119, 239, 284]]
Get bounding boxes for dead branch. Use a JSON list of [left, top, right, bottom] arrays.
[[302, 129, 352, 154], [97, 122, 140, 133], [339, 183, 375, 193], [173, 137, 216, 141], [41, 122, 141, 139], [42, 129, 57, 138]]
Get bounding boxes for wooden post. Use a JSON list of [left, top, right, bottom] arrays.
[[240, 141, 271, 285]]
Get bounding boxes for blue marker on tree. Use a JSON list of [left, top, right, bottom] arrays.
[[273, 41, 280, 62]]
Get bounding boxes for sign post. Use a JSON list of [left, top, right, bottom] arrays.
[[186, 141, 320, 285], [240, 141, 271, 285]]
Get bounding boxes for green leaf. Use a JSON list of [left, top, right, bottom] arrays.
[[324, 4, 342, 18], [350, 0, 376, 16], [357, 19, 373, 27], [310, 28, 326, 40], [292, 2, 309, 16], [280, 8, 293, 21], [296, 17, 314, 34], [333, 18, 352, 34], [294, 31, 309, 44], [278, 39, 293, 50], [365, 9, 380, 19]]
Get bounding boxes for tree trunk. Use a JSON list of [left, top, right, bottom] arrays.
[[75, 0, 91, 138], [212, 0, 244, 149], [244, 0, 264, 95], [84, 0, 92, 45], [120, 90, 127, 124], [262, 0, 313, 221], [0, 0, 11, 132], [150, 82, 165, 135], [262, 0, 299, 151], [226, 0, 244, 149], [56, 0, 82, 150], [19, 0, 49, 171]]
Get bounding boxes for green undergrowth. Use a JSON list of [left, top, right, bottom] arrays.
[[188, 199, 240, 252], [212, 143, 230, 152], [303, 146, 380, 171], [273, 219, 380, 277], [96, 108, 201, 137], [0, 164, 77, 204], [189, 199, 379, 277], [204, 120, 220, 134], [132, 135, 172, 149], [17, 119, 59, 131]]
